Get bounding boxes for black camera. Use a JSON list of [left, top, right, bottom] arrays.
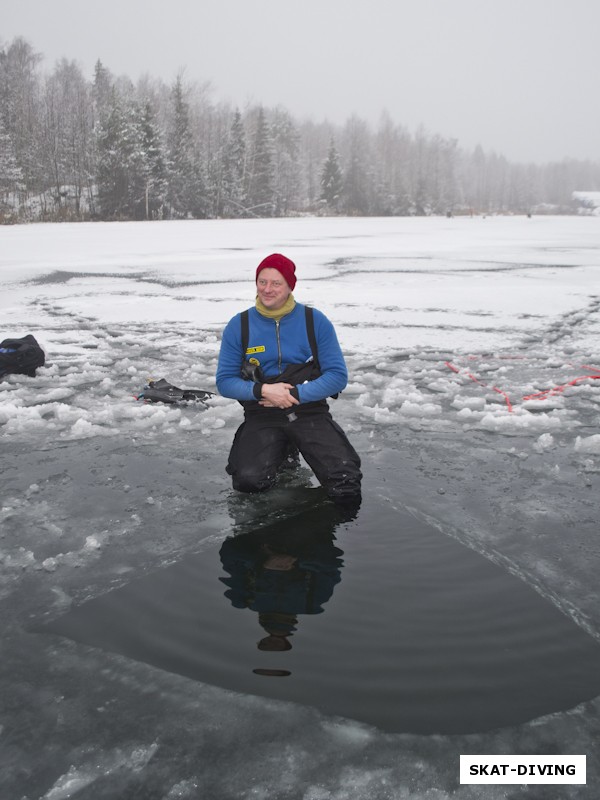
[[241, 360, 265, 382]]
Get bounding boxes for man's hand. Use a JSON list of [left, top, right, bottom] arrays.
[[259, 382, 299, 409]]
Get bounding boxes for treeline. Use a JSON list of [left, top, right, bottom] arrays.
[[1, 36, 599, 223]]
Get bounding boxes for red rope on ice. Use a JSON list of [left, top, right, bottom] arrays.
[[445, 360, 600, 413], [522, 369, 600, 401], [445, 361, 514, 411]]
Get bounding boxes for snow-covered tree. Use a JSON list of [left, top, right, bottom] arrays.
[[39, 59, 94, 218], [298, 118, 333, 210], [341, 116, 371, 215], [92, 60, 113, 130], [320, 137, 343, 211], [0, 37, 43, 198], [95, 89, 143, 218], [371, 114, 412, 215], [166, 76, 206, 218], [0, 117, 24, 216], [2, 35, 600, 221], [219, 109, 247, 216], [246, 107, 274, 216], [271, 107, 302, 216], [136, 100, 168, 219]]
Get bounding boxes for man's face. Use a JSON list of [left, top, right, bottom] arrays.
[[256, 268, 291, 311]]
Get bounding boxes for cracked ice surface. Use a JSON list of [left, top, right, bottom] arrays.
[[1, 216, 600, 799]]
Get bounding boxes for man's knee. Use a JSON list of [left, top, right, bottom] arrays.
[[293, 416, 362, 497], [325, 460, 362, 497], [307, 450, 362, 499], [229, 465, 276, 493]]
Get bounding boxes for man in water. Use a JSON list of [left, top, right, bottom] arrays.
[[216, 253, 362, 508]]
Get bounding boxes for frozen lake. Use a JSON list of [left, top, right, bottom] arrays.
[[1, 215, 600, 799]]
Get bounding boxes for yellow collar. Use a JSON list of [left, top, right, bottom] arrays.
[[255, 294, 296, 320]]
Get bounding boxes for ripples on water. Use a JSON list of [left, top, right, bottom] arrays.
[[41, 488, 600, 734]]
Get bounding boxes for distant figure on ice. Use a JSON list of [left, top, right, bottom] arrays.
[[216, 253, 362, 510]]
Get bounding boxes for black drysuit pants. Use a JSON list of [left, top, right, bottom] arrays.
[[226, 409, 362, 500]]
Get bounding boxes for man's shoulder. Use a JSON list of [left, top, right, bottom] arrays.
[[283, 303, 331, 329], [227, 306, 255, 325], [299, 303, 328, 319], [303, 305, 334, 328]]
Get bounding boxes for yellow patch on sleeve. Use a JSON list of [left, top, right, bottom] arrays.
[[246, 346, 266, 355]]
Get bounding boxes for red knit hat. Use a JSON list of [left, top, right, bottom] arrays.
[[256, 253, 297, 291]]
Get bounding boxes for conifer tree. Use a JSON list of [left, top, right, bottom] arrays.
[[341, 117, 371, 215], [219, 109, 247, 216], [246, 107, 274, 216], [271, 107, 302, 216], [88, 60, 117, 216], [96, 89, 140, 218], [166, 76, 206, 218], [92, 60, 113, 128], [136, 100, 168, 219], [320, 138, 343, 211], [95, 91, 126, 217]]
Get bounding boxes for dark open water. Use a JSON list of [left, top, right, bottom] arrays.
[[41, 488, 600, 734]]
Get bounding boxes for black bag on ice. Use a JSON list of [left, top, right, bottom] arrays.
[[0, 334, 45, 378]]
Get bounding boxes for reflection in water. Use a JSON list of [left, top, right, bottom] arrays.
[[36, 490, 600, 734], [219, 507, 345, 672]]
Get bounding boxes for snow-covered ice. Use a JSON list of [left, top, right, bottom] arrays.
[[1, 215, 599, 798]]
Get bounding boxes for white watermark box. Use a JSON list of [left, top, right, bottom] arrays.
[[460, 755, 586, 784]]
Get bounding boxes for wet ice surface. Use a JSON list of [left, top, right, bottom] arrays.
[[1, 216, 600, 799]]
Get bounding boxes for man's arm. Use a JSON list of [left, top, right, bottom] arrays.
[[215, 315, 258, 402], [294, 310, 348, 404]]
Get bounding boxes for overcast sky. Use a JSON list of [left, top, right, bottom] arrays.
[[3, 0, 599, 164]]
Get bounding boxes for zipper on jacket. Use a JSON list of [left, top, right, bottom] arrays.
[[275, 320, 282, 372]]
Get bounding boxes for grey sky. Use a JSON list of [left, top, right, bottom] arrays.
[[3, 0, 599, 164]]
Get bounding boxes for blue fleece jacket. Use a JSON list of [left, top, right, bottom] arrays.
[[216, 303, 348, 404]]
